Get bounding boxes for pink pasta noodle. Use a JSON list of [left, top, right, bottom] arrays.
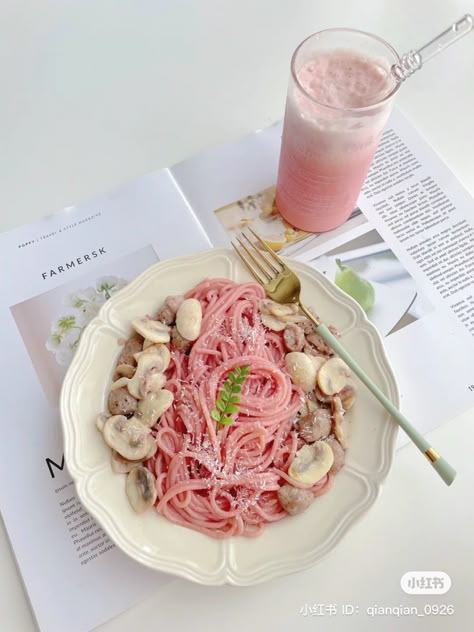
[[147, 279, 332, 538]]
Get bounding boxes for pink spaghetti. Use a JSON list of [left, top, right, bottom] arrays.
[[147, 279, 333, 538]]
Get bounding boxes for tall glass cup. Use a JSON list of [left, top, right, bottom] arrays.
[[276, 28, 400, 232]]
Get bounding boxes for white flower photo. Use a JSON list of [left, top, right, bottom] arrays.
[[46, 275, 127, 367], [10, 244, 159, 404]]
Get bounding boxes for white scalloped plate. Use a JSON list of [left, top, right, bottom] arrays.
[[60, 248, 398, 585]]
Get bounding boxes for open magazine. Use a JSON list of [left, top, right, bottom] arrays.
[[1, 108, 473, 632]]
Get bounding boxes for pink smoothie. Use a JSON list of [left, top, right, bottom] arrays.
[[276, 49, 396, 232]]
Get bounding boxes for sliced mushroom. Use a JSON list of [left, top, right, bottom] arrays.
[[317, 357, 352, 396], [285, 351, 317, 392], [144, 441, 158, 459], [314, 386, 334, 404], [134, 343, 170, 371], [260, 299, 298, 319], [102, 415, 156, 460], [277, 484, 313, 515], [176, 298, 202, 341], [261, 313, 286, 332], [288, 441, 334, 485], [325, 436, 345, 474], [340, 379, 357, 411], [114, 364, 136, 379], [111, 449, 142, 474], [96, 413, 109, 433], [108, 387, 138, 416], [259, 300, 306, 330], [131, 317, 170, 343], [110, 376, 130, 391], [126, 350, 167, 399], [126, 466, 157, 513], [296, 406, 332, 443], [141, 372, 167, 398], [307, 354, 326, 375], [332, 396, 347, 449], [284, 314, 307, 325], [136, 389, 174, 426], [110, 440, 157, 473]]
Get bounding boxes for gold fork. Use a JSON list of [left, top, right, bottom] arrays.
[[232, 227, 456, 486]]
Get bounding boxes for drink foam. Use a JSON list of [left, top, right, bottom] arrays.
[[297, 49, 394, 109]]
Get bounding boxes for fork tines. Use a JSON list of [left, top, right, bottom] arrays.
[[231, 227, 284, 284]]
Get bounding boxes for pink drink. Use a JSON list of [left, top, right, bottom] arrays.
[[276, 30, 399, 232]]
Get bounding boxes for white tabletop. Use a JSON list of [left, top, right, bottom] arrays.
[[1, 1, 473, 631]]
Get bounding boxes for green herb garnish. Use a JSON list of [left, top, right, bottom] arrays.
[[211, 365, 250, 429]]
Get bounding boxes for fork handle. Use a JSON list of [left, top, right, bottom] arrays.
[[309, 318, 456, 486]]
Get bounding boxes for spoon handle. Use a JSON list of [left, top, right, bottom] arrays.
[[392, 14, 473, 81]]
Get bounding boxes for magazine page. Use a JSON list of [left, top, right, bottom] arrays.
[[349, 109, 474, 445], [0, 170, 210, 632], [305, 227, 474, 448], [170, 108, 474, 447]]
